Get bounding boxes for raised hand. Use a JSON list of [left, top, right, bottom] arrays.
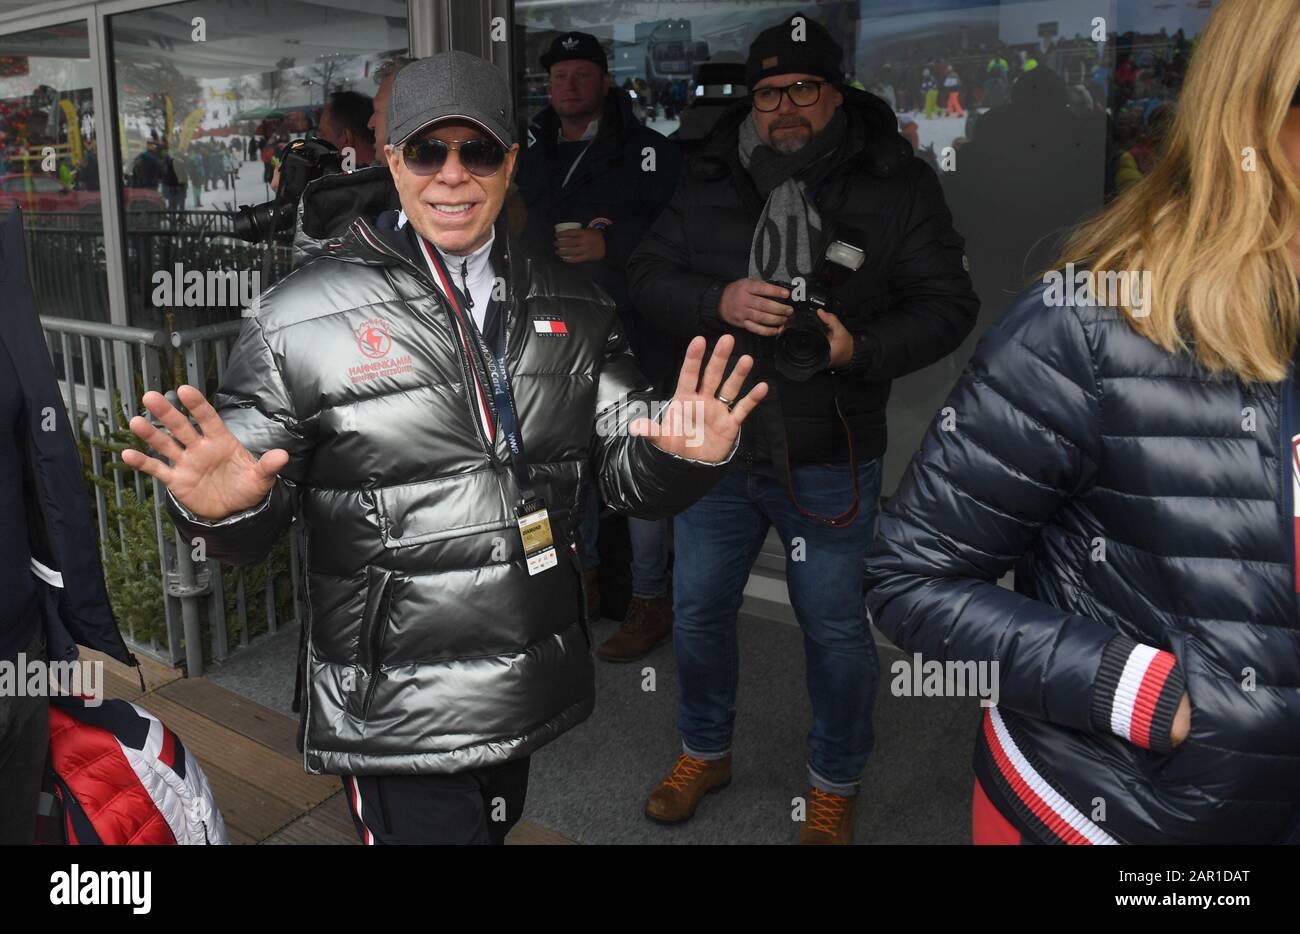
[[631, 335, 768, 463], [120, 384, 288, 521]]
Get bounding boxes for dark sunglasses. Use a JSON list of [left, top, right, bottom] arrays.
[[401, 136, 506, 177]]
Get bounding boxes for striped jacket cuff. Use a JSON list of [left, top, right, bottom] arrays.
[[1090, 635, 1185, 754]]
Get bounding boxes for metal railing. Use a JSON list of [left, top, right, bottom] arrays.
[[22, 209, 293, 331], [39, 312, 299, 677]]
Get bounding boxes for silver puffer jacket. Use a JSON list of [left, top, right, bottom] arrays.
[[168, 166, 727, 775]]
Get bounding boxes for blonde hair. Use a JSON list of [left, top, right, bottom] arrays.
[[1055, 0, 1300, 383]]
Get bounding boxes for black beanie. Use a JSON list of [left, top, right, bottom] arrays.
[[746, 13, 844, 89]]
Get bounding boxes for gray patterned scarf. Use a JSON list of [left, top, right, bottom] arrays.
[[737, 108, 846, 285]]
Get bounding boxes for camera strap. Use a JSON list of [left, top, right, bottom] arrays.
[[764, 379, 861, 529]]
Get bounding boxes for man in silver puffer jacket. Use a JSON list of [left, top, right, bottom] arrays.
[[121, 52, 766, 844]]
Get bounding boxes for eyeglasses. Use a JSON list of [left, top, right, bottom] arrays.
[[752, 80, 828, 112], [401, 136, 506, 177]]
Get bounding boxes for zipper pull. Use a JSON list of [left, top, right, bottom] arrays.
[[460, 258, 473, 310]]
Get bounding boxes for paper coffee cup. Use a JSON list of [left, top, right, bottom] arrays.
[[554, 222, 583, 233]]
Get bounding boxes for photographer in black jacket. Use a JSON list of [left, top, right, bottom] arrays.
[[627, 14, 977, 844]]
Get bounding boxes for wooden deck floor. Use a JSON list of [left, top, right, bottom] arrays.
[[84, 648, 575, 845]]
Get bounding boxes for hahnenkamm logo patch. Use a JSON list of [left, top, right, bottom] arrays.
[[531, 316, 569, 337], [355, 318, 392, 358], [348, 318, 413, 384]]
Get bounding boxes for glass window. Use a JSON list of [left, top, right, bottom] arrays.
[[512, 0, 1219, 494], [109, 0, 409, 330], [0, 21, 108, 322]]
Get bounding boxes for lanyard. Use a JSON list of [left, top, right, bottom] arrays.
[[558, 122, 598, 188], [560, 139, 594, 189], [416, 236, 535, 503]]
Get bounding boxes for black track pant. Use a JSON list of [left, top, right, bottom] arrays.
[[343, 756, 530, 845]]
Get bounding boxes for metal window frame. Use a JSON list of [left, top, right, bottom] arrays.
[[0, 2, 92, 31], [422, 0, 514, 94]]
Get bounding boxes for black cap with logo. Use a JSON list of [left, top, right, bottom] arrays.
[[540, 31, 608, 72]]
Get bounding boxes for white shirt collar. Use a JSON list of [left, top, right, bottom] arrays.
[[396, 209, 495, 271], [436, 226, 495, 277], [558, 118, 599, 142], [410, 225, 497, 331]]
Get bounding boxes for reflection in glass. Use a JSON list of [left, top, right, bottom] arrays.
[[0, 22, 109, 322], [513, 0, 1222, 496], [109, 0, 408, 329]]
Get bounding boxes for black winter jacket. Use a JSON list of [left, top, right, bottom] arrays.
[[865, 281, 1300, 844], [627, 88, 978, 464], [517, 89, 682, 386]]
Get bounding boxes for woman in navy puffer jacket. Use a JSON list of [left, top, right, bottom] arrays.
[[865, 0, 1300, 844]]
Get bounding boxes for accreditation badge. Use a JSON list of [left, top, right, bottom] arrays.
[[516, 497, 558, 576]]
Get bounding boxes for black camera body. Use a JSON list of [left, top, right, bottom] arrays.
[[230, 137, 344, 243], [772, 233, 867, 382]]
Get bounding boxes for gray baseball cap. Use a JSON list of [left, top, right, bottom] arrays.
[[386, 51, 515, 149]]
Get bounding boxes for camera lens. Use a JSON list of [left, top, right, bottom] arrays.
[[230, 202, 292, 243], [775, 307, 831, 382], [224, 137, 341, 243]]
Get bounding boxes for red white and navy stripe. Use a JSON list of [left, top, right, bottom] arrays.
[[976, 705, 1118, 845], [348, 776, 375, 846], [1090, 634, 1185, 753], [415, 236, 496, 443], [46, 697, 226, 845]]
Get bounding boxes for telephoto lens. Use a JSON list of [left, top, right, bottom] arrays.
[[230, 200, 288, 242], [223, 137, 344, 243]]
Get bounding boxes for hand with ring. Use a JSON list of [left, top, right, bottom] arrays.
[[630, 334, 768, 462]]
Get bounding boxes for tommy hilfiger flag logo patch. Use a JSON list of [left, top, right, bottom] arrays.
[[532, 317, 569, 336]]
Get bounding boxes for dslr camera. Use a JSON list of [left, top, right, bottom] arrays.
[[227, 137, 344, 243], [771, 230, 866, 382]]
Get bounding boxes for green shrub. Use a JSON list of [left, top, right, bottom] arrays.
[[77, 392, 294, 665]]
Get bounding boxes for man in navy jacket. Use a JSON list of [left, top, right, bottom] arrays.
[[516, 32, 684, 660]]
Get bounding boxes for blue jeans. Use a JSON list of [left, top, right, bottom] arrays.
[[579, 485, 669, 599], [672, 459, 882, 796]]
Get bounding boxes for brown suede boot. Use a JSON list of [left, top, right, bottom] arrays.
[[644, 753, 732, 824], [584, 568, 601, 621], [798, 787, 858, 845], [596, 595, 672, 662]]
